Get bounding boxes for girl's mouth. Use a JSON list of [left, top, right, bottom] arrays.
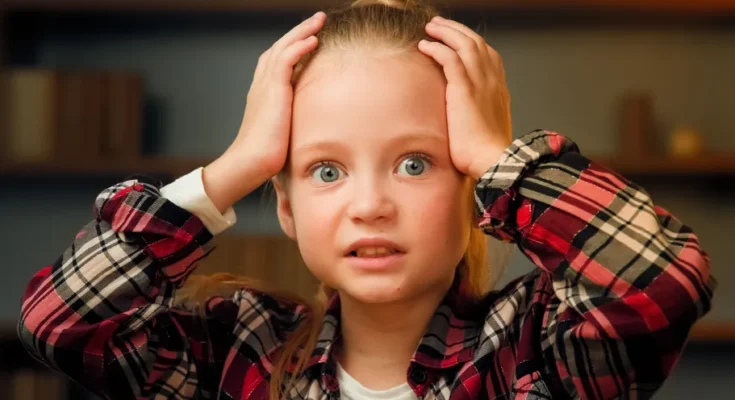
[[345, 248, 406, 270], [349, 247, 401, 258]]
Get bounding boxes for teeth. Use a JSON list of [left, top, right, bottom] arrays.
[[355, 247, 396, 257]]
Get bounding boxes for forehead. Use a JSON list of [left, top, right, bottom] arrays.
[[291, 50, 447, 145]]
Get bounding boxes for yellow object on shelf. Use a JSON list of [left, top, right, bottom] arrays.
[[668, 127, 704, 158]]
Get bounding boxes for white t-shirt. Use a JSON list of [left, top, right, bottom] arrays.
[[336, 362, 419, 400]]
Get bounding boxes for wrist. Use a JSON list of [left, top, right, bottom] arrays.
[[468, 141, 508, 180], [203, 152, 271, 213]]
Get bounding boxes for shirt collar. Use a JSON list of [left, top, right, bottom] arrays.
[[303, 291, 484, 375]]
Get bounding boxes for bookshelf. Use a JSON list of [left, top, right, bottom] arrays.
[[0, 4, 733, 398], [0, 0, 733, 181]]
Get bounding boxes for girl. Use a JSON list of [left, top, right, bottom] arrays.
[[17, 1, 716, 399]]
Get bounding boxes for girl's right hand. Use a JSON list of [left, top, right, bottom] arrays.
[[203, 11, 326, 213]]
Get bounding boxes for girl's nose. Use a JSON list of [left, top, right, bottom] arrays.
[[345, 177, 397, 225]]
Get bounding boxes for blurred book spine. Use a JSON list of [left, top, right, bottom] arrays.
[[4, 69, 58, 162], [104, 71, 144, 159], [0, 369, 68, 400], [2, 68, 144, 163], [618, 91, 656, 155]]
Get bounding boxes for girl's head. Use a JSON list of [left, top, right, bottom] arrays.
[[182, 1, 507, 398], [274, 0, 491, 308]]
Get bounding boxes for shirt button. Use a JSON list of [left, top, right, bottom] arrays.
[[410, 367, 428, 384]]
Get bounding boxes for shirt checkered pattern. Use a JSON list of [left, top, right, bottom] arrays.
[[17, 129, 716, 399]]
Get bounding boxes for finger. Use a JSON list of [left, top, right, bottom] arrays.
[[425, 22, 486, 86], [271, 11, 326, 55], [272, 36, 319, 82], [418, 39, 472, 90], [486, 43, 506, 81], [432, 16, 488, 54], [253, 48, 271, 81], [265, 12, 324, 79], [433, 17, 497, 79]]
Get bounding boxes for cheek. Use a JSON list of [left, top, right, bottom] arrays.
[[409, 177, 473, 262], [287, 185, 343, 281]]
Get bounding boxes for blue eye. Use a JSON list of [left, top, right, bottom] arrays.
[[398, 156, 429, 176], [312, 164, 342, 183]]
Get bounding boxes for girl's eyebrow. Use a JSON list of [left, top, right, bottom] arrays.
[[293, 140, 351, 159], [388, 131, 446, 148], [294, 131, 446, 158]]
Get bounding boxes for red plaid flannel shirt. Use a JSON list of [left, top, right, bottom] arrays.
[[17, 130, 716, 399]]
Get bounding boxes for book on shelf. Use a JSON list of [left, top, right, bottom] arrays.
[[105, 69, 144, 159], [2, 67, 144, 165], [4, 69, 57, 162], [3, 369, 68, 400]]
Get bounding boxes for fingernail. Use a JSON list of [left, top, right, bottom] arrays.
[[433, 15, 444, 21], [426, 22, 436, 28]]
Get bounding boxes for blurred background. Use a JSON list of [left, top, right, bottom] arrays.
[[0, 0, 734, 399]]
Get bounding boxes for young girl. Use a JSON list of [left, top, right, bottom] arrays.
[[17, 1, 716, 399]]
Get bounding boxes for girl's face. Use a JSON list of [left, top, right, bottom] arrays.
[[277, 49, 473, 305]]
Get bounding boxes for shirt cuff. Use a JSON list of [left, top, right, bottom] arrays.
[[160, 167, 237, 236]]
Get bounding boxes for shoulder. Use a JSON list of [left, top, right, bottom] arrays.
[[472, 269, 554, 322], [459, 271, 564, 390], [468, 269, 557, 350], [445, 269, 556, 351], [172, 285, 310, 362], [230, 287, 310, 334]]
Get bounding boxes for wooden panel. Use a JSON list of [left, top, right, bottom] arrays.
[[3, 0, 735, 14], [0, 157, 214, 179], [458, 0, 735, 12], [0, 9, 7, 156], [196, 234, 320, 299], [690, 321, 735, 342], [0, 9, 5, 66], [592, 153, 735, 176]]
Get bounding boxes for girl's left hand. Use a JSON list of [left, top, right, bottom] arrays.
[[418, 16, 512, 180]]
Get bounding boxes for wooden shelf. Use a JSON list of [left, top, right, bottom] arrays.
[[689, 321, 735, 342], [0, 156, 213, 179], [2, 153, 735, 180], [3, 0, 735, 14], [591, 153, 735, 177]]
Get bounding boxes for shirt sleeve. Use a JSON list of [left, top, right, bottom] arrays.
[[475, 129, 717, 399], [15, 174, 284, 399], [161, 166, 237, 236]]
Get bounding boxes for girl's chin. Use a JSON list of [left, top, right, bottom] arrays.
[[337, 279, 416, 304], [336, 276, 447, 305], [341, 288, 410, 305]]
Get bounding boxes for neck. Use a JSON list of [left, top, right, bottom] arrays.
[[335, 289, 447, 390]]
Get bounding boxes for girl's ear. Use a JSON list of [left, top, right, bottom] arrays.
[[273, 178, 297, 240]]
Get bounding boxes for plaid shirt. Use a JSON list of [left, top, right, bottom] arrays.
[[17, 129, 716, 399]]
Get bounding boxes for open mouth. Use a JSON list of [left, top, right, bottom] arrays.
[[348, 247, 403, 258]]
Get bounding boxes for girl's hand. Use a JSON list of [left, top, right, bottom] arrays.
[[204, 11, 326, 213], [418, 16, 512, 180]]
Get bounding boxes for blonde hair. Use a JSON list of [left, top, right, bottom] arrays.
[[178, 1, 507, 398]]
